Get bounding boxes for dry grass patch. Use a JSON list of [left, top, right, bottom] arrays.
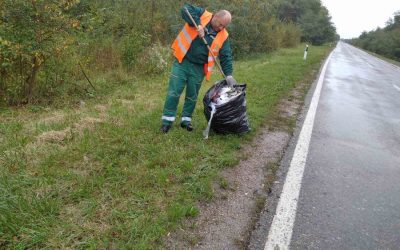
[[115, 98, 137, 113], [37, 128, 72, 143], [69, 156, 104, 177], [131, 93, 159, 111], [73, 117, 104, 134], [38, 111, 66, 125], [94, 104, 108, 114]]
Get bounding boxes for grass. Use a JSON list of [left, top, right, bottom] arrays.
[[0, 43, 332, 249], [352, 44, 400, 67]]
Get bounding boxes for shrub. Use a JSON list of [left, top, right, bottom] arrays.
[[89, 37, 122, 72], [261, 17, 282, 52], [0, 0, 80, 105], [136, 43, 171, 75], [281, 23, 301, 48], [121, 33, 151, 71]]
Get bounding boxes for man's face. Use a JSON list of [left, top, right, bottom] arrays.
[[211, 16, 230, 32]]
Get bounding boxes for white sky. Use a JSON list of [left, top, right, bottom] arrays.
[[320, 0, 400, 39]]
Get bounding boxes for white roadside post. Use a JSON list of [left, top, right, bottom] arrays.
[[303, 44, 309, 60]]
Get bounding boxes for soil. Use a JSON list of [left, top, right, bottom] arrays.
[[165, 81, 309, 249]]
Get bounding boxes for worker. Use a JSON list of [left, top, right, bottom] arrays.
[[160, 3, 237, 133]]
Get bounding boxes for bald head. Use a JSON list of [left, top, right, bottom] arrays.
[[215, 10, 231, 20], [211, 10, 232, 32]]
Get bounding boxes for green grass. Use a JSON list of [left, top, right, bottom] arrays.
[[0, 43, 332, 249], [351, 44, 400, 67]]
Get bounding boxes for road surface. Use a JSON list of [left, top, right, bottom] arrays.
[[253, 42, 400, 249]]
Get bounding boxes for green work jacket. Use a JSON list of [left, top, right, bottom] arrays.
[[181, 4, 233, 76]]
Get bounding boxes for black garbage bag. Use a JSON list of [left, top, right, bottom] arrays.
[[203, 79, 250, 136]]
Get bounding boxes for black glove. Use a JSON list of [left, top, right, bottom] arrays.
[[226, 75, 237, 87]]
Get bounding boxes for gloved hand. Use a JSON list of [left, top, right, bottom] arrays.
[[197, 25, 205, 38], [226, 75, 237, 87]]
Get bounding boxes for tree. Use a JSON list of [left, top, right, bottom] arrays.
[[0, 0, 80, 103], [275, 0, 337, 45], [299, 5, 336, 45], [350, 10, 400, 61]]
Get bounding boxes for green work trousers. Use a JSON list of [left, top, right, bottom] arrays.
[[162, 59, 204, 126]]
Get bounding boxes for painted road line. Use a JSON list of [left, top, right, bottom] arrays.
[[264, 51, 334, 250], [393, 84, 400, 92]]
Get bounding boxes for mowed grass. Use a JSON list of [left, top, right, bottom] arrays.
[[0, 44, 332, 249]]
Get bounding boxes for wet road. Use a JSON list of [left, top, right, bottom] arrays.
[[290, 42, 400, 248], [290, 43, 400, 249], [250, 42, 400, 249]]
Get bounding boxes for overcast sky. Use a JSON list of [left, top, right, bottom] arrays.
[[320, 0, 400, 39]]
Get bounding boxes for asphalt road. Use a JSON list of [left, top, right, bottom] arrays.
[[250, 42, 400, 249]]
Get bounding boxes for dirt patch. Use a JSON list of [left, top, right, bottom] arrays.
[[165, 82, 307, 249]]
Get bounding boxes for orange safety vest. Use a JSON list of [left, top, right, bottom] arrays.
[[171, 10, 229, 80]]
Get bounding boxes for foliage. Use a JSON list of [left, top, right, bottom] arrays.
[[281, 22, 302, 47], [299, 5, 336, 45], [121, 33, 151, 70], [350, 11, 400, 61], [0, 0, 80, 105], [1, 0, 337, 105], [137, 42, 171, 75], [274, 0, 337, 45]]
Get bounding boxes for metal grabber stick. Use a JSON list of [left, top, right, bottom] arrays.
[[184, 7, 226, 79]]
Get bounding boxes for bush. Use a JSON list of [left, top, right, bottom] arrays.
[[87, 37, 121, 72], [261, 17, 282, 52], [0, 0, 80, 105], [121, 33, 151, 71], [281, 23, 301, 48], [136, 43, 171, 75], [394, 48, 400, 59]]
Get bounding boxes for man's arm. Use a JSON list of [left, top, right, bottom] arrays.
[[181, 4, 205, 27], [219, 39, 237, 86], [219, 38, 233, 77]]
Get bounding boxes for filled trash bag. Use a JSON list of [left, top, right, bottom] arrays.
[[203, 79, 250, 138]]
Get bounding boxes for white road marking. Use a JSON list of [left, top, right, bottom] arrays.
[[264, 51, 334, 250], [393, 84, 400, 92]]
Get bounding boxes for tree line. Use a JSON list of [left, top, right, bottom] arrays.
[[349, 11, 400, 61], [0, 0, 337, 105]]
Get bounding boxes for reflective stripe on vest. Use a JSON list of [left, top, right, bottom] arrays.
[[171, 10, 213, 63], [171, 10, 229, 81], [205, 28, 228, 80]]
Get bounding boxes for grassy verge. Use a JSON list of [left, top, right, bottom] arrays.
[[349, 43, 400, 67], [0, 43, 331, 249]]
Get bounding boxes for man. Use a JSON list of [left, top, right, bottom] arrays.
[[160, 3, 237, 133]]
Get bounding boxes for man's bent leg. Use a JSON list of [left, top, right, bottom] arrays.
[[181, 62, 204, 126]]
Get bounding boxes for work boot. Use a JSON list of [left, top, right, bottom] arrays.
[[160, 124, 171, 133], [180, 122, 193, 132]]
